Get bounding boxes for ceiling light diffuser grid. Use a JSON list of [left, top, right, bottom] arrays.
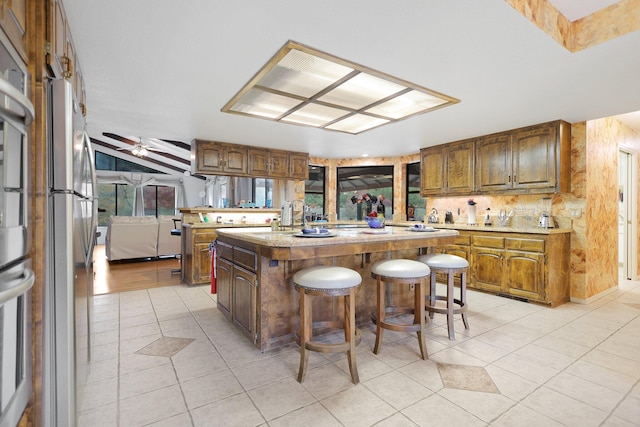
[[222, 40, 460, 134]]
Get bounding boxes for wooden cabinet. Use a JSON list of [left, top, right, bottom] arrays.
[[420, 139, 474, 196], [46, 0, 87, 112], [0, 0, 27, 61], [470, 235, 504, 294], [476, 121, 570, 194], [289, 152, 309, 179], [248, 148, 289, 178], [215, 241, 258, 342], [232, 265, 256, 339], [193, 139, 308, 180], [193, 140, 248, 176], [440, 230, 569, 306], [423, 120, 570, 196], [216, 251, 233, 319], [420, 145, 444, 194], [181, 225, 217, 286]]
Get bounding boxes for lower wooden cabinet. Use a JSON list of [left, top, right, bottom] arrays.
[[439, 230, 569, 306], [216, 242, 257, 342], [181, 225, 217, 286]]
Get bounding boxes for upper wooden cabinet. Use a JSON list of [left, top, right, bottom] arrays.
[[193, 140, 248, 176], [193, 139, 308, 180], [46, 0, 87, 112], [0, 0, 27, 62], [420, 145, 444, 195], [476, 121, 570, 193], [288, 152, 309, 180], [420, 139, 474, 196], [422, 120, 570, 196], [248, 148, 289, 178]]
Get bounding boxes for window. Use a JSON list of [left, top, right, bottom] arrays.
[[97, 184, 176, 226], [95, 151, 176, 226], [305, 165, 325, 215], [253, 178, 274, 208], [337, 166, 393, 220], [406, 162, 425, 221]]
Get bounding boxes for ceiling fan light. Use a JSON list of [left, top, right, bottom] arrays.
[[138, 147, 148, 156], [132, 146, 140, 156]]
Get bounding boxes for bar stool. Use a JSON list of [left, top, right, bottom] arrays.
[[418, 253, 469, 340], [293, 265, 362, 384], [370, 259, 431, 359]]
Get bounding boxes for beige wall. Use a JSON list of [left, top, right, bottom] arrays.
[[311, 119, 640, 302]]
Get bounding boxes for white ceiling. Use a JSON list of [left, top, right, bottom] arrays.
[[62, 0, 640, 159]]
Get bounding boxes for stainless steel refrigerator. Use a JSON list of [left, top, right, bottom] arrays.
[[44, 78, 97, 427]]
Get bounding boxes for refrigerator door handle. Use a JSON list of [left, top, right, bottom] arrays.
[[0, 267, 34, 305], [0, 74, 35, 125]]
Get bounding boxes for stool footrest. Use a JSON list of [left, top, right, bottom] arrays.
[[371, 307, 422, 333], [296, 321, 362, 354], [425, 295, 467, 315]]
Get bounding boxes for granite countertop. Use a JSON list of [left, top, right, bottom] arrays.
[[215, 225, 459, 248]]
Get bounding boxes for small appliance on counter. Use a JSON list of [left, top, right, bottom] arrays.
[[444, 211, 454, 224], [537, 197, 555, 228], [484, 208, 492, 226], [427, 208, 439, 224]]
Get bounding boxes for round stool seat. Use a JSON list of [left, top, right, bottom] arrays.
[[371, 259, 430, 278], [294, 265, 361, 290], [418, 253, 469, 270], [170, 229, 181, 236]]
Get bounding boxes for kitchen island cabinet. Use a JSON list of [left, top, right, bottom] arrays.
[[181, 225, 217, 286], [215, 226, 459, 351]]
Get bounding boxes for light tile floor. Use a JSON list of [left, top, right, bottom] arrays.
[[79, 280, 640, 426]]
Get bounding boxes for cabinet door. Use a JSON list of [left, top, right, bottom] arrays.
[[505, 250, 545, 302], [471, 247, 503, 293], [446, 139, 475, 193], [0, 0, 27, 61], [289, 153, 309, 179], [512, 125, 557, 190], [216, 257, 233, 319], [269, 150, 289, 178], [233, 265, 256, 341], [476, 134, 512, 192], [46, 0, 67, 78], [195, 141, 226, 174], [194, 242, 212, 284], [224, 145, 248, 175], [420, 146, 444, 195], [247, 148, 269, 176]]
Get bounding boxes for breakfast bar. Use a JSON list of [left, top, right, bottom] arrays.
[[214, 226, 459, 351]]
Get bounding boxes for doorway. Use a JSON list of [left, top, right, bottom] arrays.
[[618, 150, 636, 280]]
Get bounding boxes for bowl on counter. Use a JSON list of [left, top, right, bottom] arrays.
[[366, 217, 385, 229]]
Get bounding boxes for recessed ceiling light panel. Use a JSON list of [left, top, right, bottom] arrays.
[[222, 40, 460, 134]]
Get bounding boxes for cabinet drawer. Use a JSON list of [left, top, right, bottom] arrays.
[[234, 247, 257, 271], [506, 238, 545, 252], [195, 230, 217, 243], [472, 235, 504, 248], [453, 234, 471, 245], [217, 241, 233, 261]]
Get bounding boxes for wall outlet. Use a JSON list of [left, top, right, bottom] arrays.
[[569, 208, 582, 218]]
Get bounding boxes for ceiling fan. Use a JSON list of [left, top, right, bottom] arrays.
[[116, 138, 163, 157]]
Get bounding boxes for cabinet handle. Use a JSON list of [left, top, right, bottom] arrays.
[[508, 175, 511, 182]]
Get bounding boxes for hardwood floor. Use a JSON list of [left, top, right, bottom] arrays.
[[93, 244, 183, 295]]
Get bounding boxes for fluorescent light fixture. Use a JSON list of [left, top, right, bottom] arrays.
[[222, 40, 460, 135]]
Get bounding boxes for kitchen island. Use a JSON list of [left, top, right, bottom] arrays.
[[214, 226, 459, 351]]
